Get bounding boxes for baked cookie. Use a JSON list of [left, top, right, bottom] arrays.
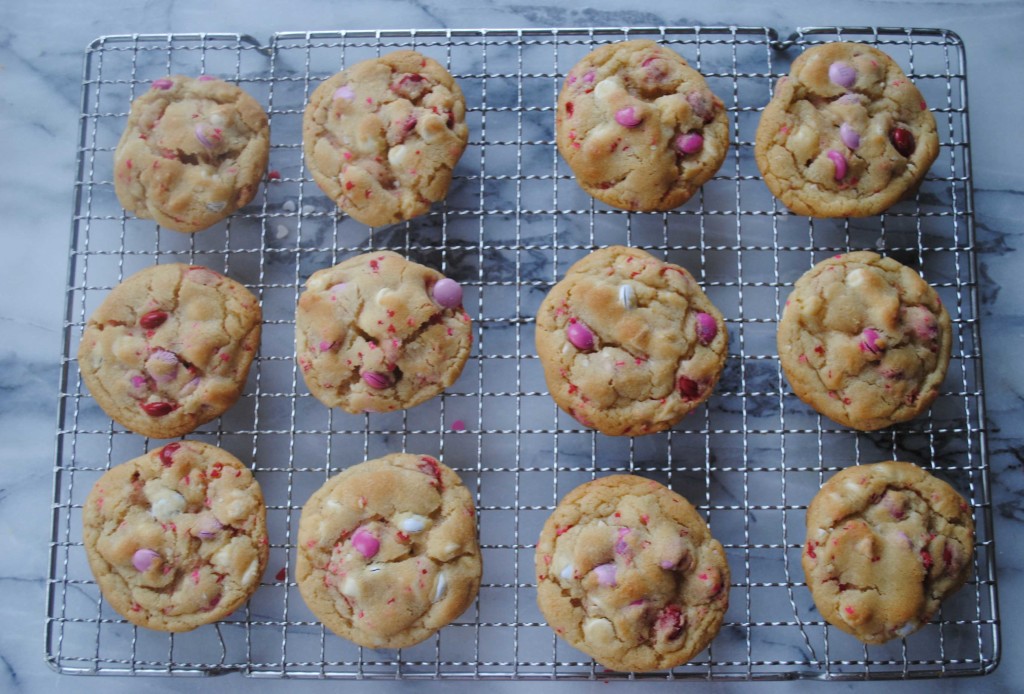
[[83, 441, 268, 632], [755, 42, 939, 217], [77, 263, 262, 439], [803, 461, 974, 644], [296, 453, 481, 649], [778, 251, 951, 430], [536, 475, 729, 672], [555, 40, 729, 211], [535, 246, 728, 436], [303, 51, 469, 227], [114, 75, 270, 232], [295, 251, 472, 414]]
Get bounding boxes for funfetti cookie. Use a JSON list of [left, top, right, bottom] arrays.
[[536, 475, 730, 672], [296, 453, 482, 649], [114, 75, 270, 232], [803, 461, 974, 644], [535, 246, 728, 436], [556, 40, 729, 211], [777, 251, 951, 431], [303, 50, 469, 227], [295, 251, 472, 414], [755, 42, 939, 217], [77, 263, 262, 439], [83, 441, 268, 632]]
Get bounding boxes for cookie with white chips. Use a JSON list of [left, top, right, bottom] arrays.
[[296, 453, 482, 649], [803, 461, 974, 644], [114, 75, 270, 232], [83, 441, 268, 632]]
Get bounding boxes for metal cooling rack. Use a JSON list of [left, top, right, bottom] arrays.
[[47, 27, 998, 680]]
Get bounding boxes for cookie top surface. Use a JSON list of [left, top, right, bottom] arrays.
[[303, 50, 469, 227], [296, 453, 481, 649], [535, 246, 728, 436], [77, 263, 262, 439], [803, 461, 974, 644], [82, 441, 268, 632], [114, 75, 270, 233], [556, 40, 729, 211], [754, 42, 939, 217], [535, 475, 730, 672], [296, 251, 472, 414], [777, 251, 951, 431]]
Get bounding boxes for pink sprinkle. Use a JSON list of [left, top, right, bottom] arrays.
[[132, 549, 160, 572], [827, 149, 847, 180], [151, 78, 173, 90], [583, 70, 595, 83], [675, 132, 703, 155], [695, 312, 717, 345], [351, 529, 380, 559], [333, 85, 355, 100], [130, 375, 147, 389], [451, 420, 466, 432], [614, 107, 642, 127], [845, 606, 856, 616], [594, 563, 617, 586], [191, 569, 200, 585], [318, 340, 334, 352]]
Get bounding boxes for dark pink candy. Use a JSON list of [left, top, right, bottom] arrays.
[[695, 312, 717, 345], [566, 321, 595, 351]]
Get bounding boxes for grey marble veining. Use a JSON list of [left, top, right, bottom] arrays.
[[2, 1, 1023, 693]]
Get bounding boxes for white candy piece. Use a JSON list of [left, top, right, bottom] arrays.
[[341, 575, 361, 598], [432, 572, 448, 603], [399, 514, 428, 533], [145, 482, 185, 521], [387, 144, 408, 167], [847, 268, 868, 288], [559, 564, 575, 580], [895, 621, 919, 638], [241, 559, 259, 586], [594, 78, 617, 101], [619, 284, 636, 310]]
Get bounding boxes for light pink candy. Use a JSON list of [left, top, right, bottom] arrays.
[[195, 515, 223, 539], [198, 75, 216, 82], [695, 312, 717, 345], [362, 371, 392, 389], [828, 61, 857, 88], [826, 150, 847, 180], [351, 529, 380, 559], [132, 548, 160, 572], [615, 107, 642, 127], [675, 132, 703, 155], [859, 328, 882, 355], [432, 278, 463, 308], [333, 85, 355, 101], [583, 70, 595, 83], [594, 563, 617, 587], [151, 78, 173, 90], [195, 124, 214, 149], [840, 123, 860, 150], [566, 321, 595, 351], [837, 93, 861, 105]]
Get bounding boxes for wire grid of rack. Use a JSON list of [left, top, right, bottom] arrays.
[[47, 26, 997, 680]]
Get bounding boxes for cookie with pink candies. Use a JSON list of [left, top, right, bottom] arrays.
[[556, 40, 729, 211], [83, 441, 268, 632], [535, 246, 728, 436], [295, 251, 472, 414], [114, 75, 270, 232], [755, 42, 939, 217], [303, 51, 469, 227], [778, 252, 951, 430], [296, 453, 481, 649], [803, 461, 974, 644], [77, 263, 261, 439], [536, 475, 730, 672]]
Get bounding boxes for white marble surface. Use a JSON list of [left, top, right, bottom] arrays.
[[2, 1, 1023, 692]]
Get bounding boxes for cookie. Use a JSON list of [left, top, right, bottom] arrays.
[[555, 40, 729, 211], [114, 75, 270, 232], [755, 42, 939, 217], [83, 441, 268, 632], [296, 453, 481, 649], [535, 475, 729, 672], [295, 251, 472, 414], [535, 246, 728, 436], [303, 51, 469, 227], [77, 263, 262, 439], [777, 251, 951, 430], [803, 461, 974, 644]]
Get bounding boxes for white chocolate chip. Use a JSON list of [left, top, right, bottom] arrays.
[[145, 482, 185, 522], [594, 78, 617, 101], [582, 617, 614, 643], [559, 564, 575, 580], [241, 559, 259, 586], [375, 287, 392, 303], [387, 144, 408, 167], [443, 542, 460, 557], [341, 576, 361, 598], [399, 514, 429, 533], [847, 268, 867, 288], [432, 572, 448, 603], [210, 113, 226, 128], [206, 201, 227, 212], [895, 621, 919, 638]]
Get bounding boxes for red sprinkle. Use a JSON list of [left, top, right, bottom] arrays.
[[267, 170, 281, 180], [345, 181, 354, 190], [159, 442, 181, 467], [677, 376, 701, 400], [139, 310, 168, 329], [921, 549, 933, 570], [806, 541, 817, 559], [141, 401, 174, 417], [275, 567, 287, 581]]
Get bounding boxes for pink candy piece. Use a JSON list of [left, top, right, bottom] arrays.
[[695, 312, 718, 345], [351, 529, 380, 559], [840, 123, 860, 150], [132, 548, 160, 572], [195, 124, 214, 149], [362, 371, 392, 389], [333, 85, 355, 101], [198, 75, 216, 82], [614, 107, 642, 127], [660, 559, 676, 569], [675, 132, 703, 155], [432, 278, 463, 308], [195, 515, 223, 539], [151, 78, 174, 90], [859, 328, 883, 355], [583, 70, 595, 83], [130, 375, 148, 390], [826, 150, 847, 180], [837, 93, 861, 105], [566, 320, 595, 351], [615, 527, 630, 555], [828, 61, 857, 88], [593, 563, 617, 587]]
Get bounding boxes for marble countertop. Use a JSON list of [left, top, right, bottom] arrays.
[[3, 1, 1022, 693]]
